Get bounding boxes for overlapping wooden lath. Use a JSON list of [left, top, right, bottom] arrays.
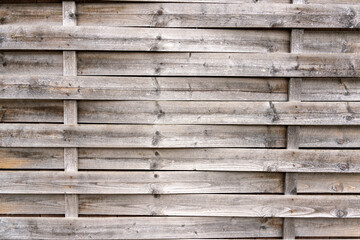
[[1, 0, 360, 239]]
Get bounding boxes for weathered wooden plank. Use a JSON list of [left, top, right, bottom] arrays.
[[0, 148, 63, 169], [0, 52, 62, 75], [76, 3, 360, 28], [302, 78, 360, 102], [304, 31, 360, 54], [0, 4, 62, 26], [0, 26, 290, 53], [298, 173, 360, 193], [295, 219, 360, 237], [79, 194, 360, 217], [0, 76, 288, 101], [300, 126, 360, 148], [0, 171, 283, 194], [0, 124, 286, 148], [0, 195, 64, 215], [77, 52, 360, 77], [0, 100, 63, 123], [2, 148, 360, 173], [4, 100, 360, 125], [0, 217, 282, 239]]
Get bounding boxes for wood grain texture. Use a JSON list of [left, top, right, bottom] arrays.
[[0, 26, 290, 53], [298, 173, 360, 193], [77, 52, 360, 77], [4, 100, 360, 125], [0, 217, 282, 239], [76, 3, 360, 28], [1, 148, 360, 173], [79, 194, 360, 218], [302, 78, 360, 101], [0, 124, 286, 148], [0, 52, 62, 76], [0, 171, 283, 194], [300, 126, 360, 148], [0, 76, 288, 101]]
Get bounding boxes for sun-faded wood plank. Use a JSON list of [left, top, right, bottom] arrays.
[[1, 148, 359, 173], [302, 78, 360, 102], [0, 4, 62, 26], [298, 173, 360, 193], [0, 124, 286, 148], [0, 26, 290, 53], [0, 52, 62, 75], [0, 217, 282, 239], [79, 194, 360, 217], [300, 126, 360, 148], [295, 218, 360, 237], [304, 31, 360, 54], [76, 3, 360, 28], [0, 195, 64, 215], [77, 52, 360, 77], [0, 76, 288, 101], [0, 171, 283, 194], [3, 100, 360, 125]]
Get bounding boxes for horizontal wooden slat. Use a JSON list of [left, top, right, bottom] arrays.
[[298, 173, 360, 193], [0, 195, 64, 215], [0, 26, 290, 52], [0, 100, 63, 123], [0, 148, 63, 169], [0, 4, 62, 26], [2, 148, 359, 173], [0, 124, 286, 148], [0, 217, 282, 239], [302, 78, 360, 102], [295, 218, 360, 237], [3, 100, 360, 125], [78, 101, 360, 125], [0, 171, 283, 194], [304, 31, 360, 53], [78, 52, 360, 77], [79, 194, 360, 217], [0, 76, 288, 101], [300, 126, 360, 148], [76, 3, 360, 28], [0, 52, 62, 75]]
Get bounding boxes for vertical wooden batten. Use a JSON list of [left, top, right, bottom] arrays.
[[283, 0, 305, 239], [62, 1, 78, 218]]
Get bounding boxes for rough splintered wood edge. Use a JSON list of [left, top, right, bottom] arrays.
[[63, 0, 78, 219]]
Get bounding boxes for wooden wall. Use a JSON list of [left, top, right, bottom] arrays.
[[0, 0, 360, 239]]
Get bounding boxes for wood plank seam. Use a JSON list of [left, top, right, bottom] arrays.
[[283, 0, 304, 239], [63, 0, 78, 218]]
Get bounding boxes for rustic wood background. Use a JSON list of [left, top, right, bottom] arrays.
[[0, 0, 360, 239]]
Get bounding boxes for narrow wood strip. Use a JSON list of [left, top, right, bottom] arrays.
[[0, 124, 286, 148], [0, 76, 288, 101], [1, 148, 360, 173], [0, 171, 283, 194], [5, 100, 360, 125], [79, 194, 360, 217], [0, 217, 282, 239], [302, 78, 360, 102], [298, 173, 360, 193], [0, 195, 64, 215], [0, 26, 289, 53], [76, 3, 360, 28], [300, 126, 360, 148], [77, 52, 360, 77], [295, 218, 360, 237]]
